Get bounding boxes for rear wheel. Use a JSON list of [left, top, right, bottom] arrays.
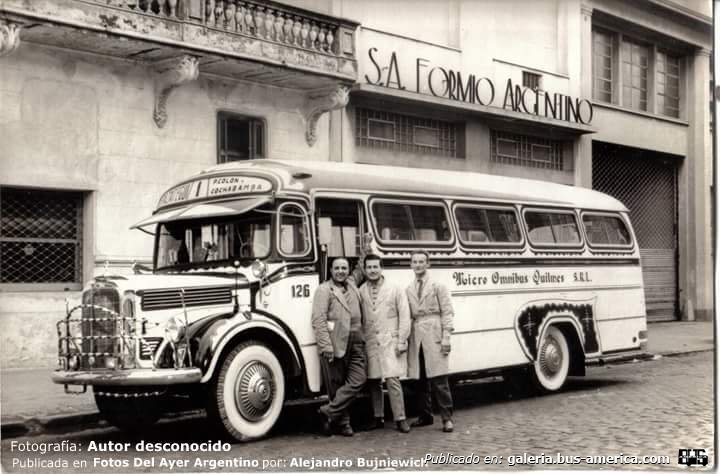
[[208, 341, 285, 442], [94, 387, 162, 432], [530, 325, 570, 392]]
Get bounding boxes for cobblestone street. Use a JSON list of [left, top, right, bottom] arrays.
[[2, 352, 713, 472]]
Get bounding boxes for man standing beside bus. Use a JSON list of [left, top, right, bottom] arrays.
[[406, 250, 455, 433], [311, 257, 366, 436], [359, 254, 412, 433]]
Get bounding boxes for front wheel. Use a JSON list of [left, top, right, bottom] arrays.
[[530, 325, 570, 392], [209, 341, 285, 442]]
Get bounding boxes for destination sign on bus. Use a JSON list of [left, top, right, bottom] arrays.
[[157, 176, 272, 208]]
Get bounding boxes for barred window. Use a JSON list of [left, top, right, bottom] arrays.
[[0, 187, 83, 288], [490, 130, 566, 170], [356, 108, 461, 158]]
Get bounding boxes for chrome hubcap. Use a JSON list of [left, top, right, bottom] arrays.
[[235, 361, 275, 421], [539, 336, 563, 377]]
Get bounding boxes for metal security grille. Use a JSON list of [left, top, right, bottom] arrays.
[[490, 130, 566, 170], [592, 142, 678, 321], [0, 187, 83, 287], [355, 108, 459, 158]]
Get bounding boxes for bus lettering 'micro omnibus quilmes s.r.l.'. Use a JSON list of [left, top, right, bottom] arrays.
[[52, 160, 647, 441]]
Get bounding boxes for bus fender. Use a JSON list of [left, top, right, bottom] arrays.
[[197, 313, 302, 384], [515, 299, 597, 362]]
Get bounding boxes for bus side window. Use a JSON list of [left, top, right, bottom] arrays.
[[582, 213, 632, 247], [455, 205, 521, 244], [315, 198, 365, 258], [524, 210, 581, 246]]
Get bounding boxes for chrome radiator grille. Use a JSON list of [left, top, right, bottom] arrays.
[[57, 286, 136, 371], [79, 288, 126, 369], [140, 286, 232, 311]]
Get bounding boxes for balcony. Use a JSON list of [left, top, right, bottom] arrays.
[[0, 0, 358, 88]]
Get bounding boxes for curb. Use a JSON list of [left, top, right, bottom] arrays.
[[1, 349, 712, 440]]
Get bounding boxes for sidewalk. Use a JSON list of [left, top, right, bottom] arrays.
[[0, 321, 713, 438]]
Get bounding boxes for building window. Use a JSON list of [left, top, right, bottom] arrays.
[[657, 51, 680, 118], [592, 26, 684, 118], [592, 28, 614, 102], [356, 108, 462, 158], [367, 118, 395, 142], [0, 187, 83, 289], [490, 130, 566, 170], [522, 71, 542, 91], [217, 112, 265, 163], [621, 39, 649, 111]]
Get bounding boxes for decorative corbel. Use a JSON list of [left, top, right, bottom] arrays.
[[304, 85, 349, 146], [0, 20, 22, 57], [153, 55, 200, 128]]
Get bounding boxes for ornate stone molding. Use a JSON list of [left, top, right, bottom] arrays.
[[304, 85, 349, 146], [0, 20, 22, 57], [153, 55, 200, 128]]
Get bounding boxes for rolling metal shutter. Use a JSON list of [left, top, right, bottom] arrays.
[[592, 142, 679, 322]]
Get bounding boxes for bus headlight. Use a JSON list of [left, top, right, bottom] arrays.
[[252, 259, 267, 278], [105, 356, 118, 370], [68, 355, 79, 370], [164, 316, 185, 343]]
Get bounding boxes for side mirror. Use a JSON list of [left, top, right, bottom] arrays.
[[318, 217, 332, 248]]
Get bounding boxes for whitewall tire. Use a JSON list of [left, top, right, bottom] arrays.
[[211, 341, 285, 442], [531, 325, 570, 392]]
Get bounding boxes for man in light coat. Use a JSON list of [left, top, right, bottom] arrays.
[[311, 257, 366, 436], [359, 254, 411, 433], [405, 250, 455, 433]]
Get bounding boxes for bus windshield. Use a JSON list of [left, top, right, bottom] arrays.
[[156, 210, 272, 270]]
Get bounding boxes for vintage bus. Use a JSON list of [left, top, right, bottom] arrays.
[[53, 160, 647, 441]]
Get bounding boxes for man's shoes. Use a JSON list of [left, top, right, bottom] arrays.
[[442, 419, 454, 433], [339, 424, 354, 437], [396, 420, 411, 433], [411, 416, 434, 427], [371, 417, 385, 430]]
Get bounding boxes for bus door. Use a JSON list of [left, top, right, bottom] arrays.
[[314, 198, 367, 283]]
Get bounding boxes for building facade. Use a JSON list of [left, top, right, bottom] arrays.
[[0, 0, 712, 367]]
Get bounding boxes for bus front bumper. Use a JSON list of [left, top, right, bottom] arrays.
[[52, 368, 202, 386]]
